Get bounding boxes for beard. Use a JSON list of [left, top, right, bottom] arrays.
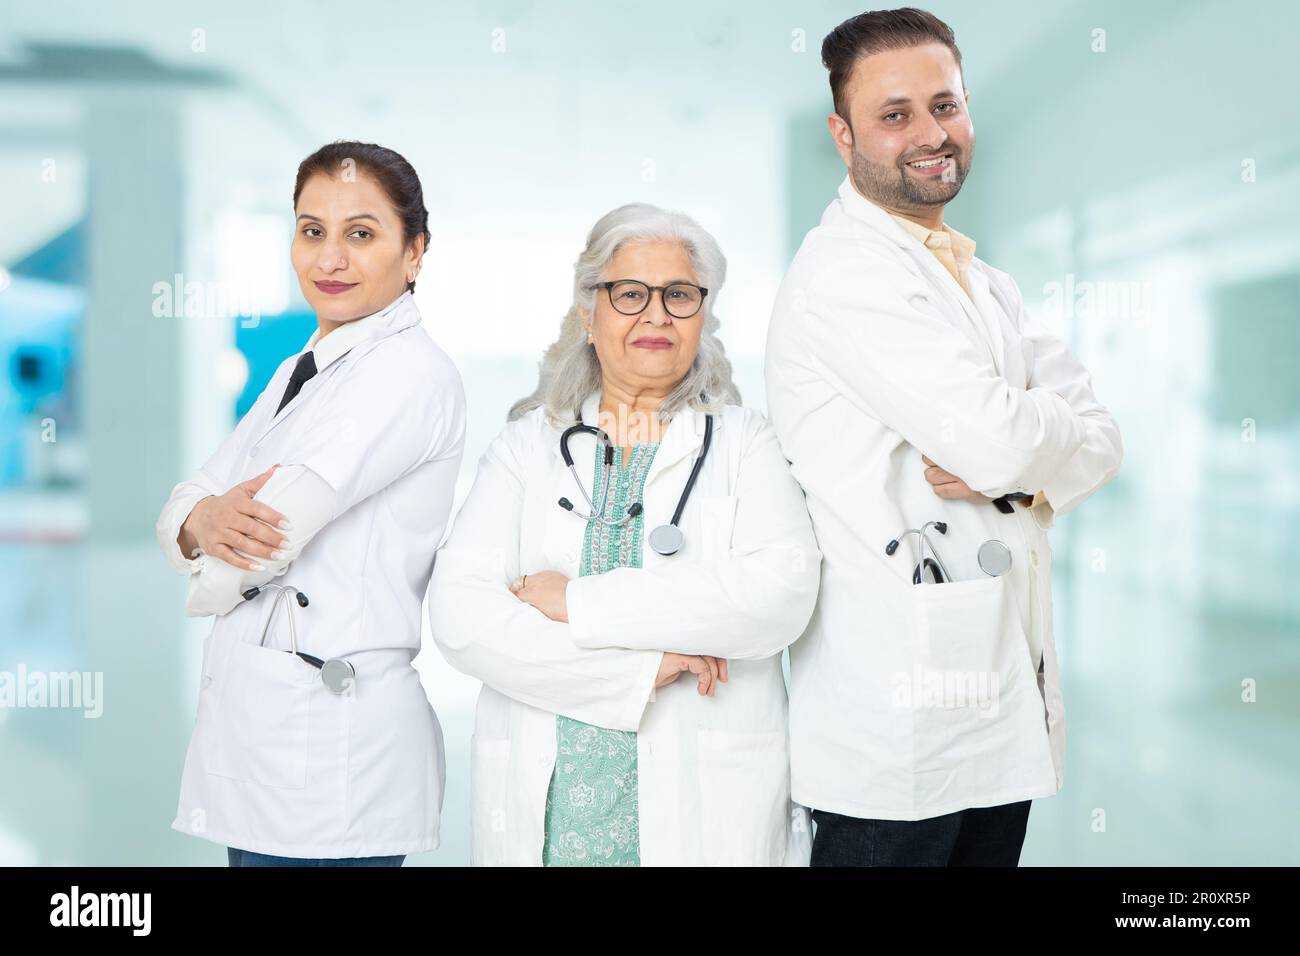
[[849, 139, 972, 212]]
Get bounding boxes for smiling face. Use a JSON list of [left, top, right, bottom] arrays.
[[583, 239, 705, 401], [828, 42, 974, 223], [291, 171, 423, 330]]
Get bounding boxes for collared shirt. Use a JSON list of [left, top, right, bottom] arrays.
[[887, 213, 977, 297]]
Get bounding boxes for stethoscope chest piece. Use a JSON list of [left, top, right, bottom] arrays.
[[320, 658, 356, 694], [245, 583, 357, 694], [977, 539, 1013, 577], [648, 523, 685, 557]]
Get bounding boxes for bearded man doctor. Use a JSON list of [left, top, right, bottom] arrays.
[[155, 141, 465, 866], [765, 8, 1123, 866]]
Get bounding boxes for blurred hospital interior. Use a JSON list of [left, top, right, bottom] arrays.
[[0, 0, 1296, 865]]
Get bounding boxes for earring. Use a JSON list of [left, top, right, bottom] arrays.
[[585, 327, 593, 343]]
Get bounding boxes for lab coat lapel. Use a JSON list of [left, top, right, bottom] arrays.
[[902, 242, 1004, 375], [643, 405, 707, 488], [836, 176, 1003, 374], [546, 393, 601, 571], [963, 264, 1011, 376], [251, 296, 423, 447]]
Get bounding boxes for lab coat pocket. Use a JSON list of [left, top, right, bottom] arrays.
[[905, 576, 1033, 788], [469, 736, 512, 866], [697, 495, 738, 561], [204, 639, 315, 790], [696, 728, 789, 866], [906, 574, 1057, 806], [909, 576, 1011, 689]]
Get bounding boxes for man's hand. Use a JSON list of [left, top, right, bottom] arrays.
[[177, 465, 291, 571], [921, 455, 993, 504]]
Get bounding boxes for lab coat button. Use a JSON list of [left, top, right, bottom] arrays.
[[249, 446, 259, 458], [537, 755, 549, 768], [1030, 549, 1039, 567]]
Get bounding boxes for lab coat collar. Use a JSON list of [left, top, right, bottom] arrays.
[[557, 391, 714, 477], [836, 173, 978, 282], [303, 289, 420, 373], [254, 290, 421, 444], [836, 174, 915, 249]]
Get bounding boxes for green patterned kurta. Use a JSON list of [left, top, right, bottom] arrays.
[[542, 440, 659, 866]]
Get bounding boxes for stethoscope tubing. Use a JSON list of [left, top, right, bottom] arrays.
[[560, 423, 634, 527], [557, 411, 714, 548]]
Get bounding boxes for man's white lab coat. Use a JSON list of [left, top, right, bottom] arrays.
[[765, 176, 1123, 821]]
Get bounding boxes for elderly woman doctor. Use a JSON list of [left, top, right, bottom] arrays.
[[155, 142, 466, 866], [429, 203, 820, 866]]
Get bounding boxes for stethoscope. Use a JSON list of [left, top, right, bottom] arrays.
[[240, 583, 356, 693], [885, 521, 1013, 583], [887, 521, 954, 583], [556, 411, 713, 556]]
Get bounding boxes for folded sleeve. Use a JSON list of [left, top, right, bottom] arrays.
[[566, 413, 821, 661], [427, 420, 662, 732], [156, 478, 218, 575], [798, 257, 1089, 497], [182, 464, 337, 617], [155, 379, 282, 576], [1012, 280, 1124, 528]]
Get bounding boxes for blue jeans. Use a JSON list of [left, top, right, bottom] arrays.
[[810, 800, 1031, 866], [227, 847, 405, 867]]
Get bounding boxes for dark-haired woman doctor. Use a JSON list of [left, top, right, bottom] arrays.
[[155, 141, 465, 867]]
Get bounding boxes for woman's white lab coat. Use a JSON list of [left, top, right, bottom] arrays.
[[765, 176, 1123, 822], [155, 292, 466, 857], [428, 393, 821, 865]]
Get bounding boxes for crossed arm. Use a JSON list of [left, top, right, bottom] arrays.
[[800, 261, 1122, 522]]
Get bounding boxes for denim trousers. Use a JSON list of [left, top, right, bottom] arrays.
[[810, 800, 1032, 866], [227, 847, 405, 867]]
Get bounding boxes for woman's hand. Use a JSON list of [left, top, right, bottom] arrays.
[[656, 653, 729, 696], [509, 569, 571, 623], [177, 465, 292, 571], [921, 455, 993, 504], [510, 573, 729, 695]]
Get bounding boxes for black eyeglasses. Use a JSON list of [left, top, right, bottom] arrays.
[[591, 279, 709, 319]]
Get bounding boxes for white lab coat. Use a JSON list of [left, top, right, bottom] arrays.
[[428, 393, 821, 865], [765, 175, 1123, 821], [156, 292, 466, 857]]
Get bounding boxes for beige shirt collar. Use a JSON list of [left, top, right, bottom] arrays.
[[887, 213, 976, 292]]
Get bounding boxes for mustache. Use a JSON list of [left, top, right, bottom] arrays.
[[898, 147, 961, 165]]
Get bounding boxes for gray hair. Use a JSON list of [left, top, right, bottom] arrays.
[[508, 202, 741, 425]]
